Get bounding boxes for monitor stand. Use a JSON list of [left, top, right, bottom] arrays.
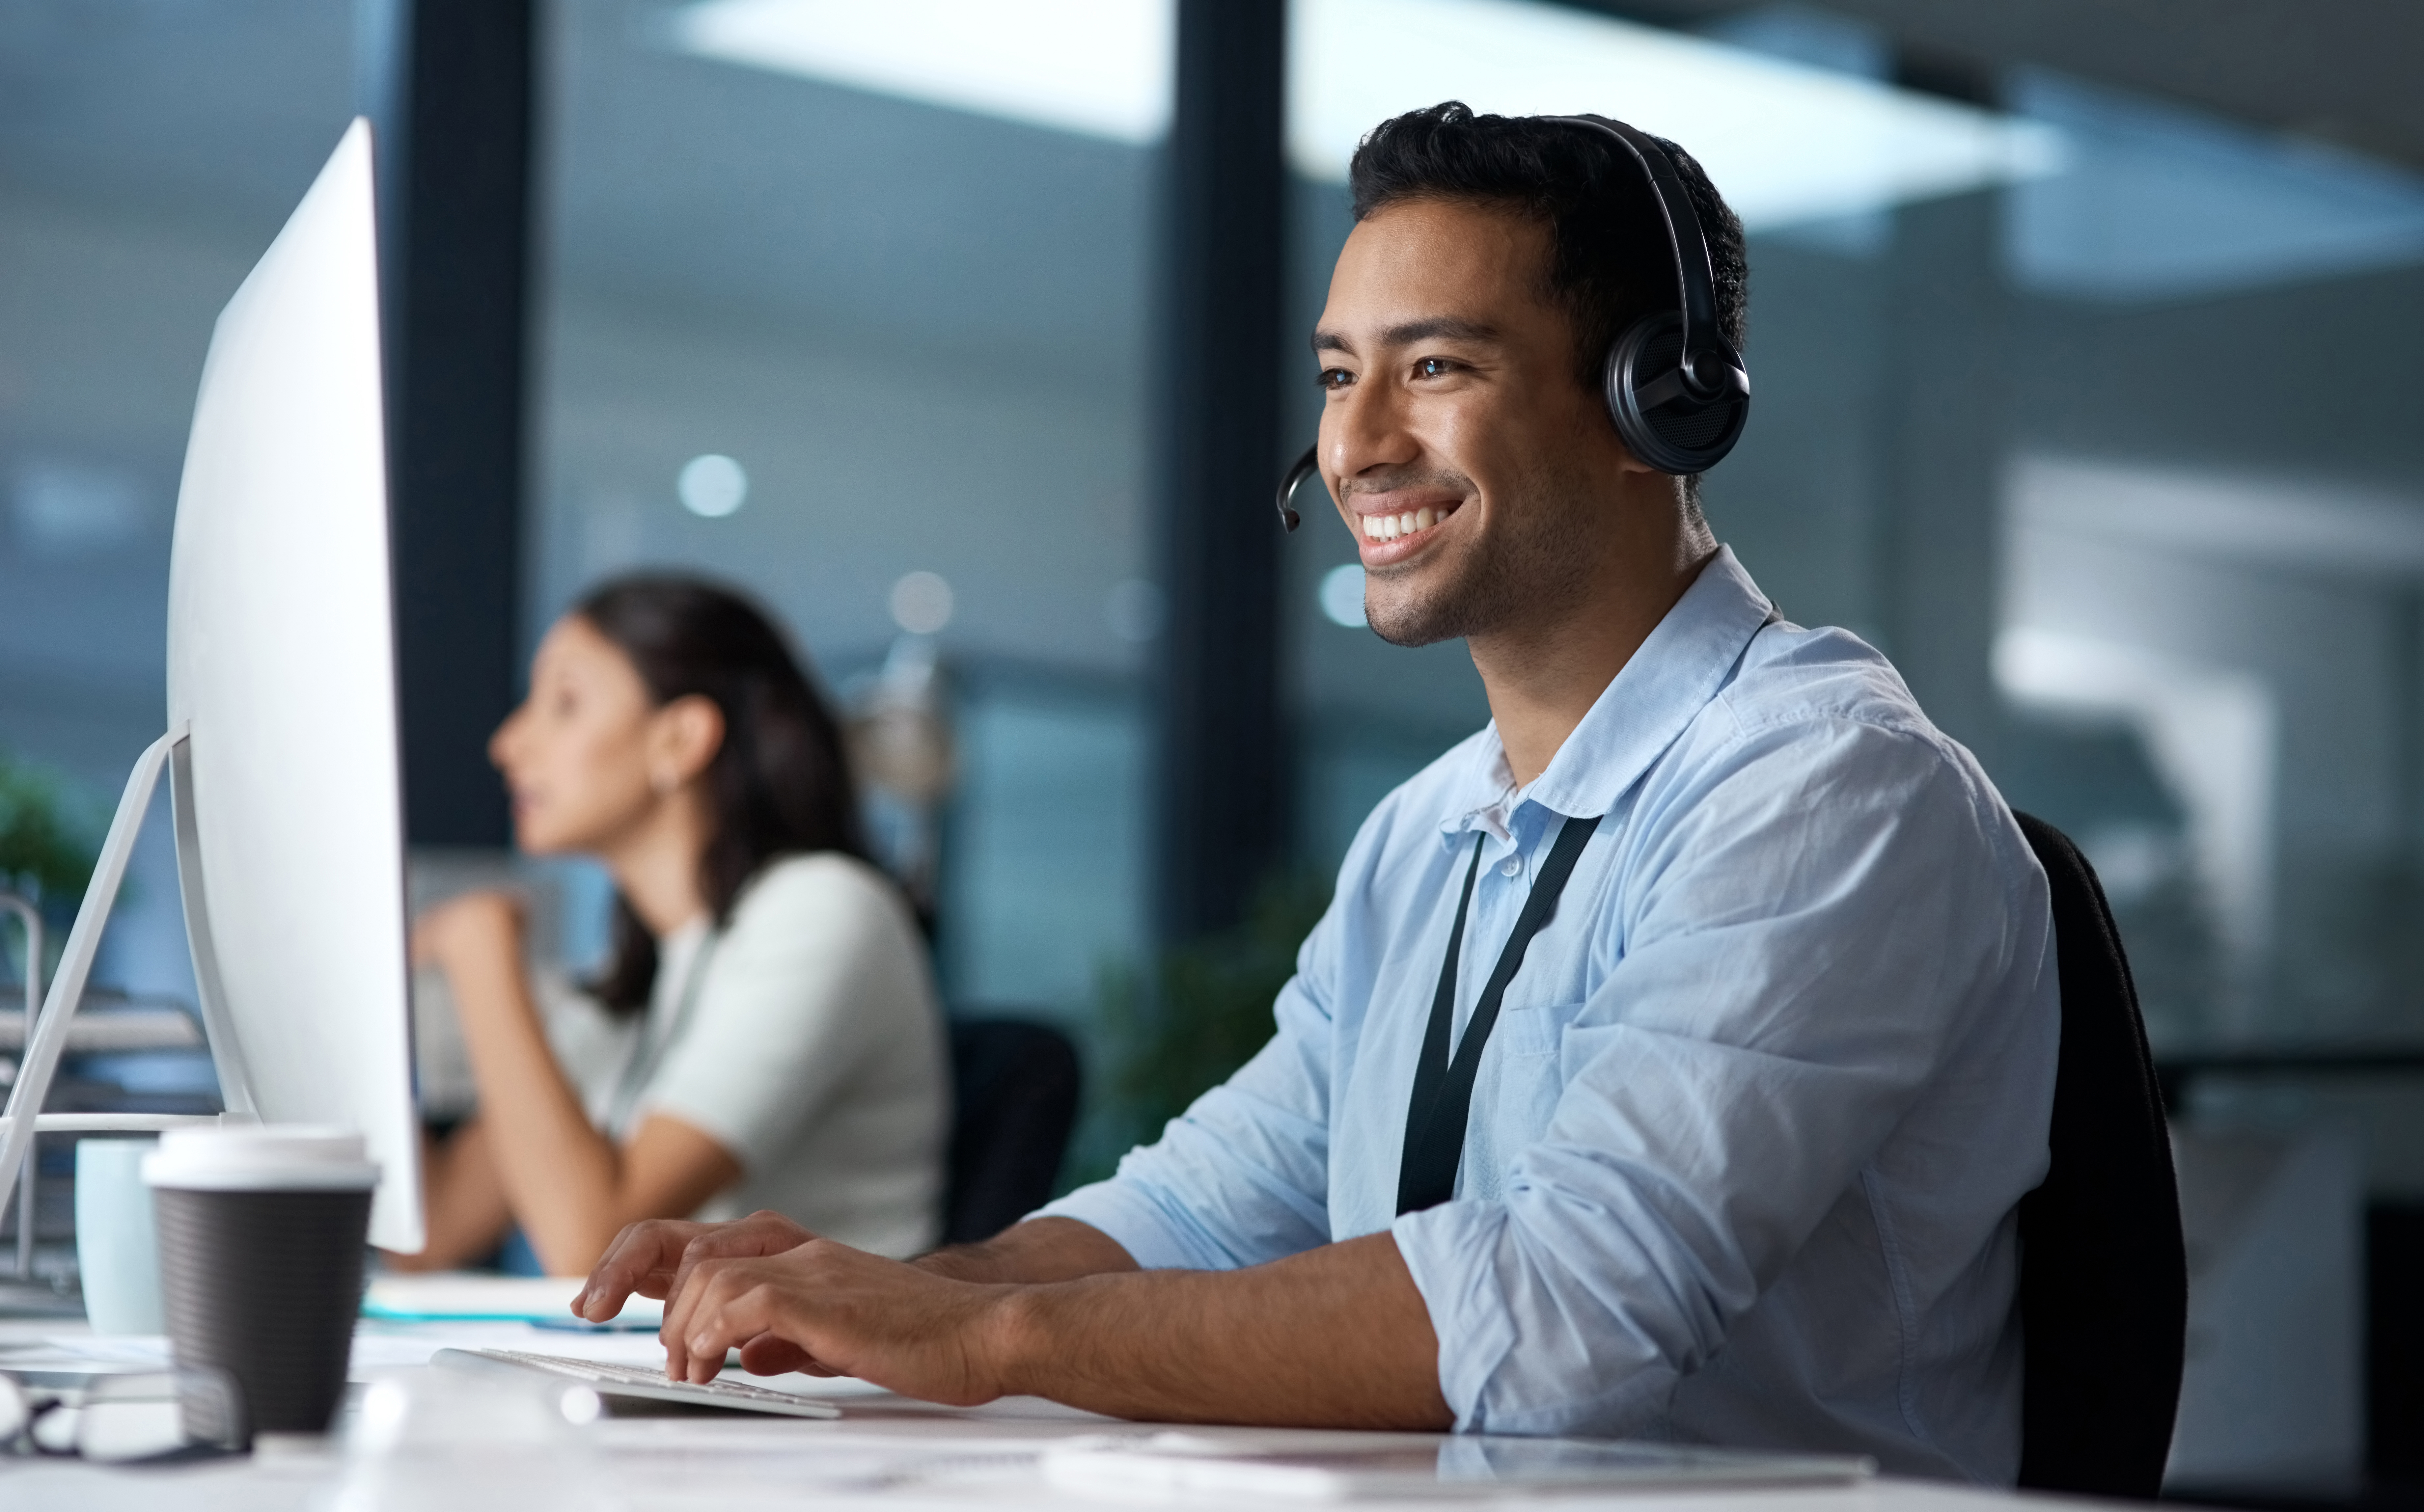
[[0, 725, 259, 1280]]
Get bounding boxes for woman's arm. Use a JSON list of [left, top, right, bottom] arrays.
[[384, 1119, 513, 1271], [415, 891, 741, 1275]]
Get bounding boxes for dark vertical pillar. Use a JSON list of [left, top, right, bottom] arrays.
[[357, 0, 533, 847], [1874, 53, 2008, 769], [1153, 0, 1289, 943]]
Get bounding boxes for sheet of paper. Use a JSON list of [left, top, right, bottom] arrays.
[[362, 1272, 662, 1327]]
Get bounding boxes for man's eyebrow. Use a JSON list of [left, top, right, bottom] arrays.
[[1310, 316, 1501, 356], [1383, 316, 1500, 345]]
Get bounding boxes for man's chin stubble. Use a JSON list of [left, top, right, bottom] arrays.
[[1364, 526, 1594, 649], [1364, 569, 1478, 647]]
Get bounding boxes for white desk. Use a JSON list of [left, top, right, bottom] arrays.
[[0, 1316, 2079, 1512]]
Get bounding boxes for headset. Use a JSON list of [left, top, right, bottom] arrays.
[[1276, 115, 1750, 531]]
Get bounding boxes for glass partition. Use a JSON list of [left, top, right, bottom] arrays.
[[530, 0, 1167, 1022], [0, 2, 355, 1016]]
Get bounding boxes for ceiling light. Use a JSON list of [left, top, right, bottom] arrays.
[[676, 454, 748, 517], [2007, 70, 2424, 302], [1289, 0, 2063, 231], [666, 0, 1173, 145], [891, 570, 957, 634]]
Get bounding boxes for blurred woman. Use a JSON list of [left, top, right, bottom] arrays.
[[394, 576, 948, 1275]]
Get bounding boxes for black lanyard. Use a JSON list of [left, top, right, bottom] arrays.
[[1396, 812, 1605, 1216]]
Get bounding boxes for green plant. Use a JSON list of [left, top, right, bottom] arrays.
[[0, 752, 98, 901], [1060, 872, 1335, 1191], [0, 749, 101, 983]]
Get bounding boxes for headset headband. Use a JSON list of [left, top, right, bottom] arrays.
[[1552, 116, 1719, 364]]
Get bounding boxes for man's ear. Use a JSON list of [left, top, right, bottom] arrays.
[[1602, 406, 1663, 476], [651, 694, 726, 791]]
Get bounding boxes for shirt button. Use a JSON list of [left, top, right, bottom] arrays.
[[1500, 857, 1522, 877]]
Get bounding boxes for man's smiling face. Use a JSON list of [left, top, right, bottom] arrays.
[[1312, 196, 1646, 647]]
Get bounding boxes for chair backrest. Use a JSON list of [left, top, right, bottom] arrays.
[[943, 1017, 1082, 1246], [2010, 811, 2188, 1498]]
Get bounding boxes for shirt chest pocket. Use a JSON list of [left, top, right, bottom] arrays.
[[1492, 999, 1589, 1059], [1476, 1000, 1591, 1157]]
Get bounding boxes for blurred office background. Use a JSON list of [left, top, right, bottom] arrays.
[[5, 0, 2424, 1496]]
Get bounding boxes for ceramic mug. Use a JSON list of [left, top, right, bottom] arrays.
[[76, 1137, 166, 1335]]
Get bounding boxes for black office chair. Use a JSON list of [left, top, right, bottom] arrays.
[[2009, 812, 2188, 1499], [942, 1018, 1082, 1246]]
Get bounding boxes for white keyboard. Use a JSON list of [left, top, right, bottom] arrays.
[[432, 1347, 843, 1419]]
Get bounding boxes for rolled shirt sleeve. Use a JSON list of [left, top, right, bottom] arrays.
[[1037, 968, 1340, 1271], [1037, 838, 1367, 1270]]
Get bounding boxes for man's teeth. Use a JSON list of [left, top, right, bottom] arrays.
[[1361, 507, 1441, 541]]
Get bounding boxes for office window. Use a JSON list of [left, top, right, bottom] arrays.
[[530, 0, 1165, 1022], [0, 1, 354, 1007]]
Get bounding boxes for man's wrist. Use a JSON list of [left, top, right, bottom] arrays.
[[973, 1282, 1047, 1399]]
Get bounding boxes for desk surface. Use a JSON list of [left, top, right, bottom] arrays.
[[0, 1316, 2067, 1512]]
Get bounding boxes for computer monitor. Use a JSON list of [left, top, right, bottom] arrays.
[[0, 118, 424, 1254]]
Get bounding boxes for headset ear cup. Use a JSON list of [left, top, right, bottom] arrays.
[[1604, 313, 1750, 476]]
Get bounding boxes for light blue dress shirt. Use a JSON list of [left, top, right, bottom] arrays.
[[1041, 547, 2057, 1483]]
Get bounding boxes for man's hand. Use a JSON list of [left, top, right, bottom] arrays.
[[661, 1239, 1013, 1400], [580, 1214, 1446, 1430], [574, 1210, 814, 1325]]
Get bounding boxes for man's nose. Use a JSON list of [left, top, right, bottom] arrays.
[[1325, 378, 1419, 483]]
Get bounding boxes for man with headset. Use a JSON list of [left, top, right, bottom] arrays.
[[576, 103, 2057, 1482]]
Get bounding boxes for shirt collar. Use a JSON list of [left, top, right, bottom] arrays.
[[1440, 545, 1775, 841]]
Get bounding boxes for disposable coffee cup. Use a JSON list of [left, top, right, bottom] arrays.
[[143, 1125, 378, 1444]]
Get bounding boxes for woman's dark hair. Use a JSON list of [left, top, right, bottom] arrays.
[[1346, 101, 1748, 517], [574, 575, 867, 1013]]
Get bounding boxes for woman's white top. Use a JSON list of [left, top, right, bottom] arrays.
[[554, 853, 949, 1258]]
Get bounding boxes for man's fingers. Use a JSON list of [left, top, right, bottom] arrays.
[[590, 1214, 808, 1328], [577, 1219, 701, 1321], [658, 1249, 768, 1379], [666, 1211, 814, 1307], [659, 1253, 721, 1380], [736, 1332, 821, 1377], [582, 1219, 697, 1313], [676, 1270, 791, 1384]]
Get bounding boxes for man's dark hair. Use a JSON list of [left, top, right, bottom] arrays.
[[1347, 101, 1748, 517]]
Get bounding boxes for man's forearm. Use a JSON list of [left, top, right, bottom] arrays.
[[918, 1216, 1141, 1284], [987, 1230, 1452, 1429]]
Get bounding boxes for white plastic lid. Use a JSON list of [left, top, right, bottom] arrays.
[[142, 1124, 380, 1192]]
